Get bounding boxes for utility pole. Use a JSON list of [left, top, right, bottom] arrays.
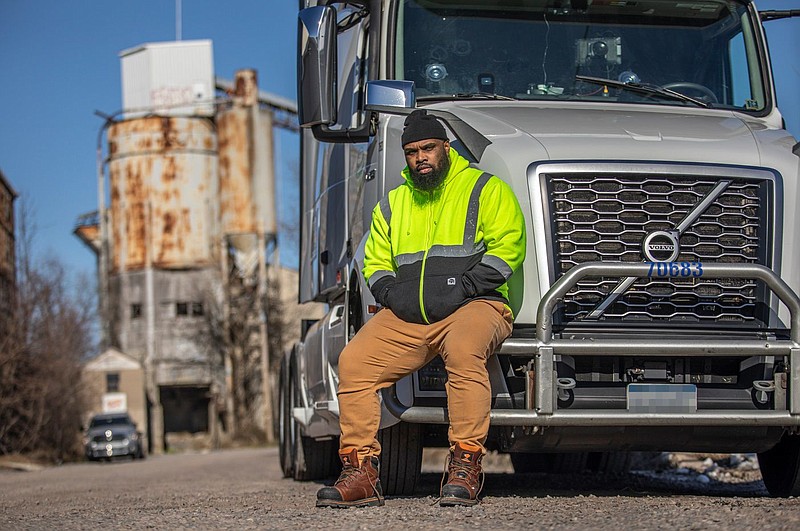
[[175, 0, 182, 41]]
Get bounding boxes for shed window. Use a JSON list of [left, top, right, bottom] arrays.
[[106, 372, 120, 393]]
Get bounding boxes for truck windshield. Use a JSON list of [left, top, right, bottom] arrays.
[[395, 0, 767, 111]]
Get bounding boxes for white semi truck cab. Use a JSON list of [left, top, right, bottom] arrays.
[[279, 0, 800, 497]]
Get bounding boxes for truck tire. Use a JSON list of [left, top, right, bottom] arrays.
[[378, 422, 423, 496], [758, 433, 800, 497], [289, 363, 338, 481], [278, 359, 294, 478], [293, 431, 338, 481]]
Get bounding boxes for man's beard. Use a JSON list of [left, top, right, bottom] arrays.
[[409, 156, 450, 191]]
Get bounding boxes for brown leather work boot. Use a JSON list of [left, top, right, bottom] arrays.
[[316, 448, 384, 508], [439, 442, 484, 506]]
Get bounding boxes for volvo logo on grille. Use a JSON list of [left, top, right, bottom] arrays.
[[588, 179, 733, 320], [642, 230, 680, 262]]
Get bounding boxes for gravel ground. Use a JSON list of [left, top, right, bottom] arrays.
[[0, 447, 797, 530]]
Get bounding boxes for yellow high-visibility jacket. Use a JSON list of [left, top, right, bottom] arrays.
[[364, 148, 526, 324]]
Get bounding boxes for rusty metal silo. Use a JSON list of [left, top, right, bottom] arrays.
[[107, 116, 218, 272], [217, 69, 276, 276]]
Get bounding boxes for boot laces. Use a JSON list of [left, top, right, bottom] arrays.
[[432, 453, 485, 505], [449, 457, 479, 481], [335, 464, 363, 487], [336, 460, 383, 500]]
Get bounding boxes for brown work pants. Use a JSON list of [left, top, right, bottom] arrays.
[[337, 299, 513, 461]]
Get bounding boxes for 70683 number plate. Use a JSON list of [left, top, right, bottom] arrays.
[[647, 262, 704, 277]]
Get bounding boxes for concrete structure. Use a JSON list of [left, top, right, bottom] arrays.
[[75, 40, 305, 453]]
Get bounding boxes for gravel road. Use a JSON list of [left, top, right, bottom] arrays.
[[1, 447, 797, 530]]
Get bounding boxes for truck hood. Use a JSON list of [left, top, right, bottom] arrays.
[[444, 103, 761, 166]]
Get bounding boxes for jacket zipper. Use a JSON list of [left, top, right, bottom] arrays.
[[419, 192, 433, 324]]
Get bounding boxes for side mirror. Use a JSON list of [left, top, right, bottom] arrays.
[[365, 80, 416, 113], [298, 5, 338, 127]]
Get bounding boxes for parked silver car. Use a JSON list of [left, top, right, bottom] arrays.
[[84, 413, 145, 461]]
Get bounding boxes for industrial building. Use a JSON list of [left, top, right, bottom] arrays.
[[75, 40, 316, 453], [0, 169, 16, 340]]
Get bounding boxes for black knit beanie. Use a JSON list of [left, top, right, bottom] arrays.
[[401, 109, 448, 146]]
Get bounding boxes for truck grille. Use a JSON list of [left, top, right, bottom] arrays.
[[546, 171, 772, 325]]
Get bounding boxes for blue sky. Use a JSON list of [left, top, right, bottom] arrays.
[[1, 0, 799, 283], [0, 0, 299, 281]]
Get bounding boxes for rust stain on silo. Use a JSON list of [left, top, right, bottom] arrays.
[[233, 69, 258, 107], [109, 163, 122, 272], [162, 157, 177, 183], [125, 157, 147, 269], [217, 107, 256, 235]]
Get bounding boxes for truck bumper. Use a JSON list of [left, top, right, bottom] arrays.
[[383, 262, 800, 428]]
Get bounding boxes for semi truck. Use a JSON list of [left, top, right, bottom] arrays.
[[278, 0, 800, 497]]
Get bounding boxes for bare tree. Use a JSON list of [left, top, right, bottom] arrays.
[[277, 157, 300, 262], [0, 198, 95, 461], [193, 244, 289, 445]]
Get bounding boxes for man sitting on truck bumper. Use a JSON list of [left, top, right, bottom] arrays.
[[316, 109, 526, 508]]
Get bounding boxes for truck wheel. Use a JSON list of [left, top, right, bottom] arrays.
[[758, 433, 800, 497], [293, 432, 338, 481], [378, 422, 423, 496], [278, 359, 295, 478], [289, 364, 338, 481]]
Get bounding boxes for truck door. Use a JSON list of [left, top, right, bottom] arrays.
[[298, 2, 371, 303]]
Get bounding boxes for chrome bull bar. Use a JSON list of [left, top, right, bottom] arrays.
[[382, 262, 800, 427]]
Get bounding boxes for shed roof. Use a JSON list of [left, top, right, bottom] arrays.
[[84, 348, 142, 372]]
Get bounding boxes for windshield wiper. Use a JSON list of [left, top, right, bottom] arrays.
[[575, 75, 710, 108], [417, 93, 517, 101]]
